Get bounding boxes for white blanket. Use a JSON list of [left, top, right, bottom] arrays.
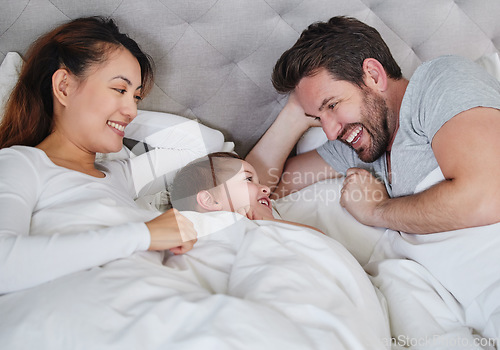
[[366, 168, 500, 349], [0, 211, 390, 350]]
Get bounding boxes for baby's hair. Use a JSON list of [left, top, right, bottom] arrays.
[[170, 152, 242, 211]]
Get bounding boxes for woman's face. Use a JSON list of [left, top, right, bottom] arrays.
[[58, 47, 143, 154]]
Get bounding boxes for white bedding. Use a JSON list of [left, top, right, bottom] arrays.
[[3, 52, 499, 348], [366, 168, 500, 349], [0, 211, 390, 350], [1, 4, 500, 347]]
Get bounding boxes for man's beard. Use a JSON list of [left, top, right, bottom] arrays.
[[349, 88, 392, 163]]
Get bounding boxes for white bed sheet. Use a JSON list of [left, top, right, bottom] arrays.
[[0, 211, 390, 350]]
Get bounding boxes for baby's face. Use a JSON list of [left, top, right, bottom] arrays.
[[215, 160, 272, 216]]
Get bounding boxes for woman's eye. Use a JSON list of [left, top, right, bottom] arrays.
[[328, 103, 337, 110], [134, 95, 143, 103], [245, 176, 253, 182], [114, 88, 126, 94]]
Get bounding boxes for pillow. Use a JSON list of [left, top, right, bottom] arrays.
[[0, 52, 23, 119], [125, 109, 226, 156], [273, 178, 386, 266], [296, 126, 327, 155], [117, 110, 231, 211], [475, 52, 500, 81]]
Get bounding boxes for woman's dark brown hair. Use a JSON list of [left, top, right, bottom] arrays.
[[272, 16, 402, 93], [0, 16, 154, 148]]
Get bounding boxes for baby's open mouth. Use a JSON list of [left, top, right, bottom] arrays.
[[258, 197, 271, 209]]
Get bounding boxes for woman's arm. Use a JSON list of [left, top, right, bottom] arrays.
[[0, 223, 150, 294]]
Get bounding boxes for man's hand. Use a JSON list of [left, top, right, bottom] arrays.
[[146, 209, 198, 254], [285, 92, 322, 129], [340, 168, 389, 227]]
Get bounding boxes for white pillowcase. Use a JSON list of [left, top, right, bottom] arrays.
[[119, 110, 229, 210], [0, 52, 23, 119], [475, 52, 500, 81], [296, 126, 328, 155], [125, 110, 226, 155]]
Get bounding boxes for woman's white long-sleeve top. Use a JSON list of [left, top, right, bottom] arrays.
[[0, 146, 178, 294]]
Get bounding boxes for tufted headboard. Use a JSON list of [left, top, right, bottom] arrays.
[[1, 0, 499, 155]]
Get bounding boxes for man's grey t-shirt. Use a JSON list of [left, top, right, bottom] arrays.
[[317, 55, 500, 197]]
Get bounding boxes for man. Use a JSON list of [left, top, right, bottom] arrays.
[[246, 16, 500, 234]]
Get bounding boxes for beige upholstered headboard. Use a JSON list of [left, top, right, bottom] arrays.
[[1, 0, 499, 155]]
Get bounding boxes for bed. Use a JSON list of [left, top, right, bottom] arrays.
[[1, 1, 500, 349]]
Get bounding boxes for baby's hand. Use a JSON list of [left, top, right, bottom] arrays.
[[236, 204, 275, 221]]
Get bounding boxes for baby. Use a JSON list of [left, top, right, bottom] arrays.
[[171, 152, 322, 232]]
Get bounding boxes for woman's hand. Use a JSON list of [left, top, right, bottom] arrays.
[[145, 208, 197, 254]]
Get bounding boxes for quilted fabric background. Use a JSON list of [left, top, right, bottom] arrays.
[[1, 0, 499, 154]]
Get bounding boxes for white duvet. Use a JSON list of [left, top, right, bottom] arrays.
[[0, 211, 390, 350], [275, 174, 500, 349]]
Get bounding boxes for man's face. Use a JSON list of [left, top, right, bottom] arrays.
[[58, 48, 143, 155], [295, 68, 392, 163]]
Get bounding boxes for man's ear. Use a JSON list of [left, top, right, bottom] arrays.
[[52, 68, 72, 106], [196, 190, 222, 211], [362, 58, 388, 92]]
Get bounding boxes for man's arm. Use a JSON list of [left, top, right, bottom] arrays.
[[246, 94, 340, 199], [273, 150, 340, 198], [245, 93, 313, 190], [341, 107, 500, 234]]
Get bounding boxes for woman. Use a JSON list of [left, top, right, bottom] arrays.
[[0, 16, 197, 294]]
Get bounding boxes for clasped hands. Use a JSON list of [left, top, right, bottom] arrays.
[[340, 168, 389, 228]]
